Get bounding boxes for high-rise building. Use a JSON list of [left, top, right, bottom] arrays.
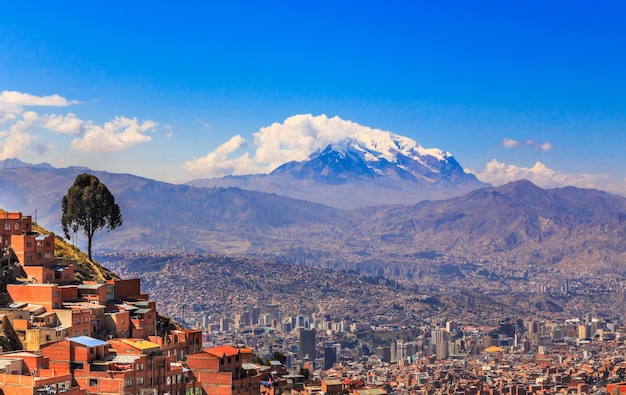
[[220, 317, 229, 333], [299, 328, 316, 360], [323, 342, 336, 369], [251, 306, 260, 326], [376, 346, 391, 363], [578, 324, 590, 339]]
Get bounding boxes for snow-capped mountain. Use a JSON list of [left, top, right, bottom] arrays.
[[188, 131, 488, 209], [270, 131, 478, 186]]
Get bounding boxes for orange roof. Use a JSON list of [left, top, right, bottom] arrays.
[[204, 345, 240, 358]]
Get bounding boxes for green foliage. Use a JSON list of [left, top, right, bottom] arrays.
[[270, 351, 287, 364], [61, 173, 122, 261], [251, 354, 265, 365], [298, 367, 310, 381]]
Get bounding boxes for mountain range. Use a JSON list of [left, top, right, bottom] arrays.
[[0, 134, 625, 287], [187, 132, 487, 209]]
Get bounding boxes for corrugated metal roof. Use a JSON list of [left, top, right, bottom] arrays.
[[243, 363, 270, 371], [110, 355, 140, 364], [132, 308, 152, 315], [68, 336, 109, 348], [77, 284, 103, 290]]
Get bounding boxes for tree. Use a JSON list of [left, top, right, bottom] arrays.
[[298, 367, 310, 381], [61, 173, 123, 261], [270, 351, 287, 364]]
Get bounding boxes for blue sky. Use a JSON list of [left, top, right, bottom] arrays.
[[0, 2, 625, 193]]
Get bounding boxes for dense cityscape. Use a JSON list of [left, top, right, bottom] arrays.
[[1, 208, 626, 395]]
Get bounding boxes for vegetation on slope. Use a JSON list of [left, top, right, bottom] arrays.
[[32, 223, 119, 282]]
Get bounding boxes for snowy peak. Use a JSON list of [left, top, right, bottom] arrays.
[[325, 130, 451, 173], [271, 130, 476, 187]]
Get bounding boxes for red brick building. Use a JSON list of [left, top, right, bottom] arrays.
[[40, 335, 198, 394], [11, 231, 74, 285], [0, 351, 86, 395], [188, 345, 263, 395], [0, 210, 32, 249], [11, 233, 54, 267]]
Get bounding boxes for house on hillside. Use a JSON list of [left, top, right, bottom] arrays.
[[188, 344, 265, 395]]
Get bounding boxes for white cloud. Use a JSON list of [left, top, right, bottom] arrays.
[[0, 90, 77, 107], [163, 124, 173, 138], [0, 113, 17, 124], [183, 114, 382, 177], [0, 90, 158, 159], [70, 116, 157, 153], [0, 90, 81, 158], [197, 119, 211, 128], [39, 113, 83, 134], [182, 135, 254, 177], [501, 138, 553, 151], [0, 90, 78, 122], [472, 159, 625, 194], [0, 111, 39, 159]]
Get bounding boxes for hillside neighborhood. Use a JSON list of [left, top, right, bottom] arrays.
[[0, 209, 266, 394]]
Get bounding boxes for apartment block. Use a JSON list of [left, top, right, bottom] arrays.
[[0, 210, 32, 249], [187, 344, 262, 395]]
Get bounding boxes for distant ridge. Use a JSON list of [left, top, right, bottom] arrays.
[[2, 159, 626, 287], [0, 158, 54, 170]]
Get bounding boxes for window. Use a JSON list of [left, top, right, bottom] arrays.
[[74, 317, 81, 324], [89, 378, 98, 387], [83, 317, 89, 323], [125, 378, 133, 387], [137, 377, 144, 385], [4, 223, 9, 230], [26, 242, 32, 247], [137, 363, 144, 371], [228, 357, 231, 363], [14, 223, 19, 230], [221, 358, 224, 365]]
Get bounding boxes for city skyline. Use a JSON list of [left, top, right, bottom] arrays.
[[1, 3, 625, 195]]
